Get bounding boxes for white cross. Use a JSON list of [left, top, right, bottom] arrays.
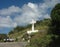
[[30, 19, 36, 31], [27, 19, 38, 34]]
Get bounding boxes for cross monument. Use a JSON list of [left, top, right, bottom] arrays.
[[27, 19, 38, 34]]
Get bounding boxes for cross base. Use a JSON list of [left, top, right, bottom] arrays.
[[27, 30, 38, 34]]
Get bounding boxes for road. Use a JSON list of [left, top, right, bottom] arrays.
[[0, 42, 27, 47]]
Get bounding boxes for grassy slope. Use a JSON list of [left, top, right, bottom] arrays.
[[8, 19, 51, 42]]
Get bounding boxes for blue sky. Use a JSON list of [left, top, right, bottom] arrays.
[[0, 0, 43, 9], [0, 0, 60, 34]]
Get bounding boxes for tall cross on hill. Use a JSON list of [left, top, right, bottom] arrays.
[[27, 19, 38, 43], [27, 19, 38, 34]]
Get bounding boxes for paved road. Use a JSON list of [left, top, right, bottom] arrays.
[[0, 42, 27, 47]]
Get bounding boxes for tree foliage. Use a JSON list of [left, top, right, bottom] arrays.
[[0, 34, 8, 42], [51, 3, 60, 35], [48, 3, 60, 47]]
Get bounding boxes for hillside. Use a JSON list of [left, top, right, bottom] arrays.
[[8, 19, 51, 42]]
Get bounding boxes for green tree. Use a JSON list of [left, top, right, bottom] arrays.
[[48, 3, 60, 47], [51, 3, 60, 35], [0, 34, 8, 42]]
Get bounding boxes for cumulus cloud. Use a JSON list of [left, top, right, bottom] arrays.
[[14, 0, 60, 26], [0, 16, 17, 27], [0, 6, 21, 16], [0, 0, 60, 27]]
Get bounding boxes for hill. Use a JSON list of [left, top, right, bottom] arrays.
[[8, 19, 51, 42]]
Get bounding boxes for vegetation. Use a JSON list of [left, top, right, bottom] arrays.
[[50, 3, 60, 35], [0, 34, 8, 42], [48, 3, 60, 47], [8, 18, 51, 43]]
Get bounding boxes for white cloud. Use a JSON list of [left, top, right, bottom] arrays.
[[0, 16, 17, 27], [27, 2, 38, 11], [14, 3, 40, 26], [28, 2, 35, 9], [0, 0, 60, 27], [43, 14, 50, 19], [16, 0, 60, 26], [0, 6, 21, 16]]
